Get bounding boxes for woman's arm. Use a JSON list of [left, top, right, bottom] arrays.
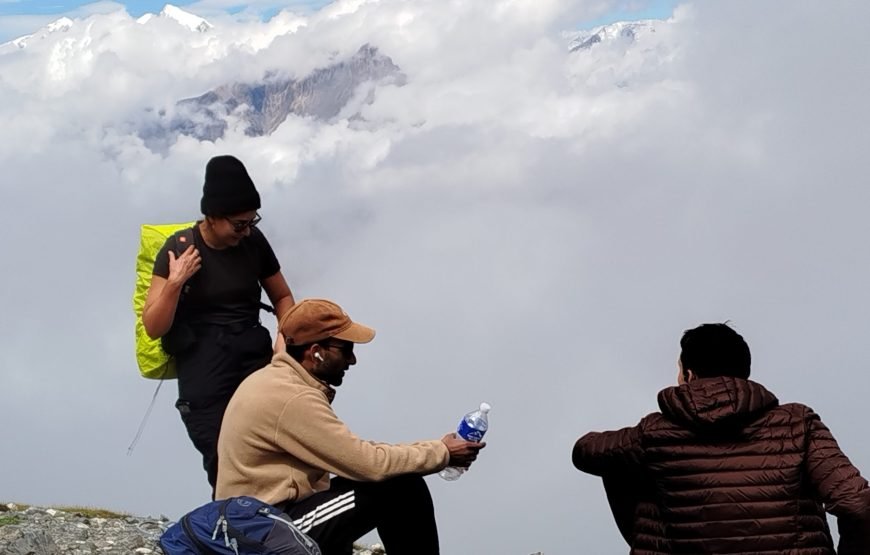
[[261, 270, 295, 323]]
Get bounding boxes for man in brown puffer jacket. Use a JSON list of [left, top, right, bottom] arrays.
[[573, 323, 870, 554]]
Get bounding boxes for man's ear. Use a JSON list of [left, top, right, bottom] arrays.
[[297, 344, 319, 368], [684, 369, 696, 382]]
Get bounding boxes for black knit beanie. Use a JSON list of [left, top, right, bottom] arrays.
[[200, 155, 261, 216]]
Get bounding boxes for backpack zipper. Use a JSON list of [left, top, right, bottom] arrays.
[[219, 501, 270, 553]]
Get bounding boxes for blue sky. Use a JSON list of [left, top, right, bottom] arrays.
[[0, 0, 678, 23], [0, 0, 678, 43], [0, 0, 332, 17]]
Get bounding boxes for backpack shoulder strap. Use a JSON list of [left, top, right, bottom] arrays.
[[175, 226, 196, 257], [171, 225, 276, 315], [173, 226, 197, 299]]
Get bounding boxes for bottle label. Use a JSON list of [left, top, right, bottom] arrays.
[[457, 420, 486, 442]]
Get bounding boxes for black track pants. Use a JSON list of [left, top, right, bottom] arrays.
[[281, 475, 440, 555]]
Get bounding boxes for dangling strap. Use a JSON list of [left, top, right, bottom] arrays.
[[126, 365, 169, 455]]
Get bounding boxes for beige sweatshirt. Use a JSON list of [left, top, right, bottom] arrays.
[[216, 353, 450, 504]]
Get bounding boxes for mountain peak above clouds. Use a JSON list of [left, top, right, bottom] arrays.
[[137, 4, 213, 32], [564, 17, 678, 91], [3, 4, 210, 51], [4, 16, 73, 49], [139, 44, 405, 149], [568, 19, 659, 52]]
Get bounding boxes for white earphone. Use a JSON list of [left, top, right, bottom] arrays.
[[314, 352, 324, 362]]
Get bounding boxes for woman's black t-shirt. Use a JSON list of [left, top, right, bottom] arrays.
[[153, 223, 280, 326]]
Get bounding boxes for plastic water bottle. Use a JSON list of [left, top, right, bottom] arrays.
[[439, 402, 491, 481]]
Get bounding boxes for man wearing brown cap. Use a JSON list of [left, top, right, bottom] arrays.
[[216, 299, 484, 555]]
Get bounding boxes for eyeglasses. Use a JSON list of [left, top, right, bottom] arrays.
[[322, 341, 354, 358], [226, 213, 261, 233]]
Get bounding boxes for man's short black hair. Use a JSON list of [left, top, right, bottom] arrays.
[[680, 323, 751, 379], [286, 342, 313, 363]]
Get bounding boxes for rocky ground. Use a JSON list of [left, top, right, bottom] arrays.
[[0, 503, 385, 554]]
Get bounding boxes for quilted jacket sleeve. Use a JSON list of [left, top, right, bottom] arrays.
[[804, 408, 870, 555], [572, 419, 645, 477]]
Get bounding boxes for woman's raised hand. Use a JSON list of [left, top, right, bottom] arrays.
[[167, 245, 202, 286]]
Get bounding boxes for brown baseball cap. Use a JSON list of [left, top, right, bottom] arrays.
[[280, 299, 376, 346]]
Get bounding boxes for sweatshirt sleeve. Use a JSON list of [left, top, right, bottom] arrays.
[[274, 390, 450, 481], [803, 407, 870, 555]]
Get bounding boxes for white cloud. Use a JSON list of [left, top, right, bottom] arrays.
[[1, 1, 869, 553]]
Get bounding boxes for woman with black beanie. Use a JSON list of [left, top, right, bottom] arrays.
[[141, 155, 295, 493]]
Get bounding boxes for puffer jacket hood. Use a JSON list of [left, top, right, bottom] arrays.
[[657, 376, 778, 432]]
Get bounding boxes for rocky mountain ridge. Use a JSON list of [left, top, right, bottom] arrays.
[[136, 43, 404, 151]]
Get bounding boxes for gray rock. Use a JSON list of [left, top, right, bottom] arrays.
[[6, 529, 60, 555]]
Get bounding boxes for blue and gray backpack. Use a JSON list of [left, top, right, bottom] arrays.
[[159, 496, 321, 555]]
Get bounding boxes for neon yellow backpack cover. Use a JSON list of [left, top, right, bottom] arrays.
[[134, 222, 196, 380]]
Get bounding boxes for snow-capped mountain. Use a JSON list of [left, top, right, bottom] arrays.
[[563, 18, 676, 92], [1, 5, 209, 53], [4, 16, 73, 50], [137, 4, 212, 32], [0, 2, 673, 149], [141, 44, 404, 147], [568, 20, 659, 52]]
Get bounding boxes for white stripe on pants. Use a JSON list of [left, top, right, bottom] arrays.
[[292, 490, 356, 533]]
